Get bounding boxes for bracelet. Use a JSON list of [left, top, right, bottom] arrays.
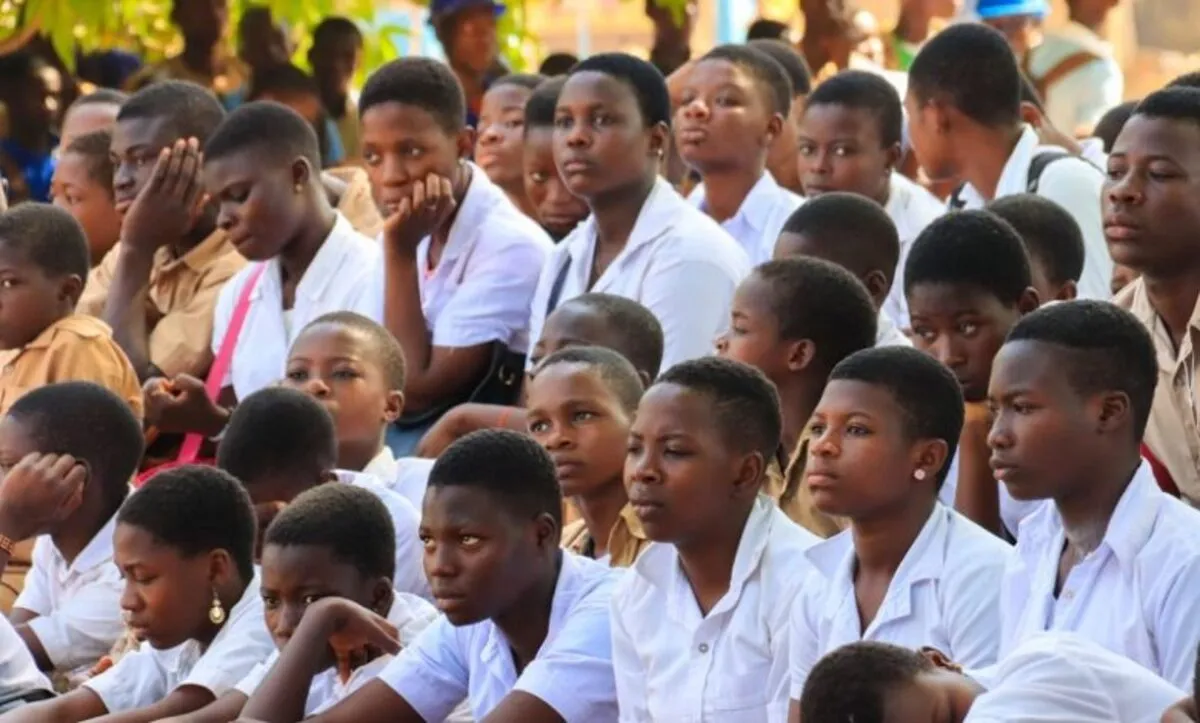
[[0, 534, 13, 555], [496, 409, 513, 430]]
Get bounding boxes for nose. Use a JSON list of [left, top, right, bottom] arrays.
[[808, 427, 839, 458], [424, 542, 459, 581], [626, 447, 662, 486], [119, 580, 143, 616], [564, 121, 590, 149], [379, 154, 411, 189], [543, 422, 575, 451], [931, 335, 966, 370], [809, 147, 833, 175], [303, 376, 331, 399], [1105, 169, 1143, 207], [273, 602, 304, 643], [987, 409, 1012, 451], [478, 122, 502, 146], [113, 164, 136, 196], [216, 205, 236, 232], [681, 97, 710, 122]]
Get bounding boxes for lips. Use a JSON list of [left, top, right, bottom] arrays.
[[677, 127, 708, 145], [560, 158, 594, 175], [989, 457, 1017, 482], [1103, 216, 1141, 240]]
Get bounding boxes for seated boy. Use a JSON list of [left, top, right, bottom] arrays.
[[987, 193, 1085, 303], [523, 78, 590, 242], [904, 210, 1039, 531], [0, 203, 142, 419], [49, 130, 122, 266], [991, 300, 1200, 690], [716, 257, 877, 536], [216, 387, 428, 601], [239, 430, 620, 722], [4, 383, 144, 677], [774, 192, 909, 347]]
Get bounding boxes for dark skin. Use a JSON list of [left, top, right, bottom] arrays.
[[0, 246, 81, 352], [0, 70, 54, 154], [645, 0, 697, 76], [476, 83, 537, 218], [240, 485, 568, 723], [775, 230, 892, 310], [1067, 0, 1119, 32], [797, 103, 899, 206], [522, 126, 590, 241], [309, 33, 364, 121], [1104, 114, 1200, 352], [436, 6, 501, 120], [893, 0, 957, 47], [172, 0, 231, 82]]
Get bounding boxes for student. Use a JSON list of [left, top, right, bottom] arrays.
[[797, 70, 943, 327], [308, 18, 366, 163], [0, 618, 51, 712], [1093, 99, 1136, 154], [215, 387, 428, 600], [247, 64, 347, 169], [975, 0, 1047, 57], [58, 89, 126, 151], [798, 634, 1184, 723], [235, 6, 291, 81], [987, 193, 1085, 302], [716, 257, 876, 536], [417, 291, 665, 456], [530, 52, 751, 371], [746, 18, 792, 41], [79, 80, 242, 383], [476, 74, 545, 220], [238, 429, 620, 723], [538, 52, 578, 77], [0, 203, 142, 418], [49, 130, 122, 266], [526, 346, 648, 565], [747, 39, 812, 198], [283, 311, 434, 508], [1107, 87, 1200, 507], [678, 44, 803, 264], [905, 23, 1111, 299], [774, 192, 909, 347], [785, 347, 1012, 718], [0, 465, 273, 722], [3, 383, 144, 676], [613, 356, 819, 722], [523, 77, 590, 241], [990, 300, 1200, 690], [0, 53, 56, 204], [359, 58, 552, 450], [904, 210, 1039, 531]]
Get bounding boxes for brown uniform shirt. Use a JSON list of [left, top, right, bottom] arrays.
[[561, 504, 651, 568]]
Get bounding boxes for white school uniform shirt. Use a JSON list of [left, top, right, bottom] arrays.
[[334, 470, 430, 601], [362, 447, 436, 512], [874, 312, 912, 348], [883, 172, 944, 329], [0, 617, 51, 701], [611, 496, 820, 723], [999, 461, 1200, 689], [686, 172, 804, 265], [84, 573, 273, 714], [1026, 23, 1124, 137], [14, 515, 124, 672], [951, 125, 1111, 301], [379, 552, 619, 722], [213, 213, 381, 401], [966, 633, 1183, 723], [938, 451, 1047, 538], [788, 503, 1012, 698], [528, 177, 752, 372]]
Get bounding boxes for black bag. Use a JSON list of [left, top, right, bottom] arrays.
[[948, 150, 1076, 210]]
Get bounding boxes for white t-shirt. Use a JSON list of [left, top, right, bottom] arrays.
[[0, 617, 51, 703], [334, 471, 429, 601], [1026, 22, 1123, 136], [687, 172, 804, 265]]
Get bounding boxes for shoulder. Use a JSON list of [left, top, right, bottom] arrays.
[[649, 208, 751, 275], [1143, 495, 1200, 561], [49, 313, 113, 342], [389, 592, 440, 645], [1036, 153, 1104, 188], [345, 473, 421, 527], [945, 510, 1015, 564]]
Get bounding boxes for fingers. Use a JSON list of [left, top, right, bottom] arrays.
[[146, 146, 173, 196], [177, 139, 203, 207], [172, 373, 208, 395]]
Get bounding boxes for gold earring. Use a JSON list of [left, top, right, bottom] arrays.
[[208, 588, 226, 625]]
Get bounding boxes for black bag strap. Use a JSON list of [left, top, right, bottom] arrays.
[[545, 256, 573, 316], [948, 184, 968, 210], [1026, 150, 1074, 194]]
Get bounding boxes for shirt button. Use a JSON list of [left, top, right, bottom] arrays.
[[698, 643, 709, 653]]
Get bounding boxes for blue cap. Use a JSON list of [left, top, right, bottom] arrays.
[[975, 0, 1048, 19], [429, 0, 506, 20]]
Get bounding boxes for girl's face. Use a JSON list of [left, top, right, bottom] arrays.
[[202, 151, 310, 262], [526, 363, 633, 499], [114, 522, 237, 650], [51, 152, 121, 264], [523, 127, 589, 240], [475, 84, 533, 191], [798, 103, 896, 203], [361, 101, 471, 217], [675, 58, 779, 173], [553, 71, 666, 202], [805, 380, 945, 519]]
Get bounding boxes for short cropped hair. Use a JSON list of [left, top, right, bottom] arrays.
[[746, 18, 790, 41], [1006, 300, 1157, 439], [752, 258, 878, 371], [248, 63, 319, 102], [300, 311, 407, 391], [807, 70, 904, 147], [492, 73, 546, 93], [203, 100, 322, 171], [748, 39, 812, 96], [700, 44, 793, 116], [1094, 100, 1137, 153], [264, 484, 395, 579], [557, 293, 665, 378], [64, 129, 116, 195], [217, 387, 338, 488], [571, 53, 671, 127], [525, 77, 567, 130], [533, 346, 645, 415], [799, 641, 933, 723], [538, 52, 579, 77], [430, 430, 563, 527], [117, 80, 227, 146], [780, 192, 900, 281], [830, 347, 965, 489], [1131, 87, 1200, 130], [7, 382, 143, 513], [1167, 71, 1200, 90], [903, 210, 1032, 306], [987, 194, 1085, 286], [0, 203, 90, 278], [70, 88, 128, 109], [120, 465, 256, 584], [311, 16, 363, 48], [909, 23, 1021, 128], [656, 357, 782, 461], [359, 58, 466, 134]]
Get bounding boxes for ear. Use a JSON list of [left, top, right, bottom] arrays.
[[1096, 391, 1131, 436], [532, 511, 560, 551], [291, 157, 313, 190], [1056, 280, 1078, 302], [913, 437, 950, 489], [647, 121, 670, 160], [637, 369, 655, 387], [1019, 101, 1044, 128], [732, 450, 767, 498], [765, 112, 784, 146], [370, 579, 394, 616], [456, 127, 476, 161], [919, 646, 963, 673], [206, 547, 237, 587], [786, 338, 817, 374], [883, 141, 903, 174], [60, 273, 84, 305], [1017, 286, 1041, 315], [861, 269, 892, 308], [384, 390, 404, 424]]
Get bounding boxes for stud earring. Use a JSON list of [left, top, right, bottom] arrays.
[[208, 588, 226, 625], [914, 469, 927, 481], [294, 183, 303, 194]]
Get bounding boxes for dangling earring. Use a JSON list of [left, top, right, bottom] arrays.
[[208, 588, 226, 625], [914, 469, 927, 481]]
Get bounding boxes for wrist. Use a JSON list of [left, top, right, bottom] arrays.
[[116, 243, 159, 271], [202, 406, 231, 438]]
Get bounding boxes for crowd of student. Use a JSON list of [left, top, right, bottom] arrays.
[[0, 0, 1196, 720]]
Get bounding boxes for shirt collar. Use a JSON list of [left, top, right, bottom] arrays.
[[688, 172, 784, 234], [13, 313, 108, 355], [419, 162, 501, 270], [806, 502, 950, 586], [55, 513, 119, 574], [960, 126, 1041, 205], [1056, 20, 1112, 55], [1089, 462, 1164, 567], [479, 551, 586, 667], [363, 447, 399, 481], [155, 228, 236, 275], [1118, 277, 1200, 374], [258, 213, 359, 304], [572, 176, 683, 261]]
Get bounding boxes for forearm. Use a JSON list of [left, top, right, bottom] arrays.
[[103, 247, 158, 380], [91, 686, 215, 723], [382, 252, 438, 411], [241, 615, 331, 722]]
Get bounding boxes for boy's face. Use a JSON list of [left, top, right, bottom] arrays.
[[908, 283, 1031, 403], [626, 383, 760, 546], [881, 669, 980, 723], [260, 543, 390, 652], [310, 36, 363, 96], [111, 116, 179, 216], [674, 58, 777, 173], [526, 363, 632, 499], [420, 484, 554, 625], [523, 127, 589, 241], [798, 103, 895, 203], [284, 324, 402, 469], [1103, 115, 1200, 278], [202, 150, 307, 262], [361, 101, 469, 217], [51, 152, 121, 265], [716, 274, 796, 386], [476, 85, 533, 191], [60, 102, 119, 151], [0, 244, 79, 350]]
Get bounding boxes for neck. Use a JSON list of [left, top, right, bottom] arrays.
[[50, 504, 113, 566], [180, 41, 218, 77], [320, 88, 349, 119], [852, 496, 936, 574], [700, 165, 763, 223], [338, 439, 382, 473], [958, 126, 1024, 202], [453, 65, 488, 114], [574, 480, 628, 559], [1068, 8, 1106, 33], [778, 379, 823, 455], [196, 579, 248, 648], [676, 504, 752, 615], [279, 204, 337, 287], [1142, 269, 1200, 348], [590, 174, 656, 252], [493, 550, 562, 669], [1055, 456, 1140, 556], [894, 5, 934, 45]]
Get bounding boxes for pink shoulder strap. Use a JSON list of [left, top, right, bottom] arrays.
[[177, 263, 267, 464]]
